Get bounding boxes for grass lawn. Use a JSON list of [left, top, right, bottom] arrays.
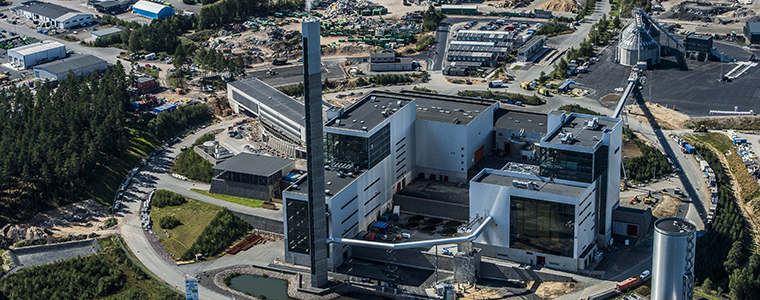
[[91, 127, 161, 206], [150, 197, 222, 259], [511, 65, 522, 70], [191, 188, 264, 208]]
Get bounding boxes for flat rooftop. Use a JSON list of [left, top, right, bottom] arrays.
[[656, 218, 696, 234], [228, 78, 305, 125], [474, 171, 587, 198], [400, 91, 495, 126], [11, 41, 64, 56], [285, 166, 364, 196], [325, 93, 413, 131], [544, 114, 618, 148], [494, 109, 548, 135], [15, 1, 79, 19], [212, 153, 293, 177]]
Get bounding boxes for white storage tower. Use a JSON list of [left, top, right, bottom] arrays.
[[651, 217, 696, 300]]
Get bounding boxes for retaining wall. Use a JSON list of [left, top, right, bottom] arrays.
[[9, 239, 100, 268], [232, 211, 283, 234]]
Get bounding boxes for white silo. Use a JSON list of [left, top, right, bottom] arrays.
[[651, 217, 697, 300]]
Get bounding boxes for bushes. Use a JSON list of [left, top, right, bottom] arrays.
[[536, 20, 572, 36], [193, 133, 215, 147], [414, 35, 435, 51], [147, 104, 213, 141], [181, 208, 250, 260], [103, 218, 118, 229], [14, 238, 47, 248], [152, 190, 188, 208], [457, 90, 545, 106], [278, 83, 304, 97], [171, 150, 214, 183], [0, 237, 182, 300], [370, 74, 413, 85], [159, 216, 182, 229], [412, 86, 438, 93], [624, 142, 672, 182], [558, 104, 603, 116], [422, 5, 445, 32]]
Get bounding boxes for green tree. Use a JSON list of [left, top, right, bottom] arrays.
[[702, 277, 714, 291], [729, 269, 748, 300], [724, 241, 744, 273], [422, 5, 444, 32]]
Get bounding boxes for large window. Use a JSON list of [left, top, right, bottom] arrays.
[[324, 124, 390, 169], [539, 148, 594, 183], [286, 200, 309, 254], [594, 146, 609, 234], [510, 196, 575, 257]]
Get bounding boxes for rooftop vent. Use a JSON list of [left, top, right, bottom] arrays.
[[371, 96, 376, 102], [475, 110, 480, 113], [397, 100, 403, 106], [325, 165, 330, 170], [374, 105, 379, 108], [327, 181, 332, 185], [592, 136, 599, 141], [360, 120, 365, 124], [527, 119, 533, 123], [325, 189, 331, 195], [514, 120, 520, 123], [382, 106, 386, 109], [336, 120, 341, 126], [422, 108, 428, 111], [468, 116, 473, 119], [539, 122, 544, 126], [445, 111, 450, 114], [393, 108, 398, 112], [362, 126, 368, 131]]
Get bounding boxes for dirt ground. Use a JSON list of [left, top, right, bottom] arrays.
[[623, 139, 643, 158], [625, 102, 691, 130], [528, 281, 581, 298], [652, 194, 681, 219], [25, 199, 114, 238], [539, 0, 580, 13]]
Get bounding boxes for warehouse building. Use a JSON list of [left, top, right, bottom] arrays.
[[517, 36, 546, 62], [209, 153, 295, 201], [131, 0, 174, 19], [8, 41, 66, 68], [33, 54, 108, 82], [456, 30, 516, 44], [446, 51, 497, 67], [369, 52, 395, 63], [227, 78, 307, 143], [441, 4, 478, 15], [12, 1, 93, 29], [744, 22, 760, 44], [369, 52, 414, 72], [91, 26, 123, 41]]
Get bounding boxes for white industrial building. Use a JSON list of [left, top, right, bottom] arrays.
[[33, 54, 108, 82], [12, 1, 93, 29], [227, 78, 311, 143], [8, 41, 66, 69], [283, 91, 497, 269], [517, 36, 547, 62], [91, 26, 123, 41], [280, 89, 622, 273]]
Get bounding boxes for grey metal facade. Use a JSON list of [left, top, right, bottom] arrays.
[[651, 217, 696, 300], [302, 17, 328, 288]]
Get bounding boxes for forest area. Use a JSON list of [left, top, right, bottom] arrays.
[[0, 64, 132, 224], [170, 134, 215, 183], [693, 144, 760, 300], [0, 237, 182, 300], [180, 208, 250, 260]]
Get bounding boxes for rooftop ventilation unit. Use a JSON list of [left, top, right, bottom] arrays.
[[561, 133, 574, 144], [393, 108, 398, 112], [422, 108, 428, 111], [326, 181, 332, 185], [593, 136, 599, 141], [382, 106, 386, 109], [336, 120, 341, 126], [360, 120, 365, 124], [397, 100, 402, 106], [371, 96, 376, 102], [362, 126, 368, 131], [587, 117, 597, 129], [325, 189, 331, 195], [352, 119, 357, 123], [374, 105, 379, 108]]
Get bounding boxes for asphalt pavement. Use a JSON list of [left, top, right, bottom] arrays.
[[118, 118, 284, 300]]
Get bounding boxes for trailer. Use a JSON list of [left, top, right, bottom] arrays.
[[683, 144, 695, 154], [488, 80, 504, 88]]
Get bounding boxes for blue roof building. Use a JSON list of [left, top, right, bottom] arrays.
[[131, 0, 173, 19]]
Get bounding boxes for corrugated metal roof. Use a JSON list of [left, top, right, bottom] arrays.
[[33, 54, 107, 75], [92, 26, 123, 37], [228, 78, 305, 125], [132, 0, 171, 14], [11, 41, 65, 56], [14, 0, 78, 19], [748, 22, 760, 34]]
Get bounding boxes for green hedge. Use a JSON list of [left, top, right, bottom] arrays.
[[152, 190, 188, 208], [159, 216, 182, 229], [181, 208, 250, 260], [171, 150, 213, 183]]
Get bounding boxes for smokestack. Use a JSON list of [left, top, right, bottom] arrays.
[[302, 17, 328, 288]]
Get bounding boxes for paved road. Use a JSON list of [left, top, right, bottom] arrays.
[[245, 57, 345, 87], [118, 118, 284, 300]]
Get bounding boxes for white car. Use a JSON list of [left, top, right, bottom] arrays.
[[640, 270, 651, 279]]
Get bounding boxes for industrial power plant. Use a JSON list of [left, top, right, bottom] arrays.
[[617, 8, 684, 67]]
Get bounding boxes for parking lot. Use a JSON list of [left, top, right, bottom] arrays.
[[576, 39, 760, 116]]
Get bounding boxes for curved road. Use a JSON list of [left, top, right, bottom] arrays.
[[117, 118, 283, 300]]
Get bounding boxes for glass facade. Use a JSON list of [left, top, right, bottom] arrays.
[[539, 148, 594, 183], [286, 199, 309, 254], [510, 196, 576, 257], [594, 146, 609, 235], [324, 124, 390, 169]]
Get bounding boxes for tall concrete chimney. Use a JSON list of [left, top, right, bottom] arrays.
[[302, 17, 328, 288]]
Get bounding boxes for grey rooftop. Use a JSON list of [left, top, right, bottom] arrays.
[[213, 152, 294, 177]]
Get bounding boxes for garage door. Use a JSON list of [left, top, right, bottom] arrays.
[[474, 145, 484, 165]]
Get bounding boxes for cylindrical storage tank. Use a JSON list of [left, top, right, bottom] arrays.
[[651, 217, 696, 300], [617, 24, 661, 67], [444, 285, 456, 300]]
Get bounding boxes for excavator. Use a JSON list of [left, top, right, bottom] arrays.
[[694, 125, 708, 133], [644, 191, 653, 205]]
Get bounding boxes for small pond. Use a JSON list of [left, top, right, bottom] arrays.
[[228, 275, 392, 300]]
